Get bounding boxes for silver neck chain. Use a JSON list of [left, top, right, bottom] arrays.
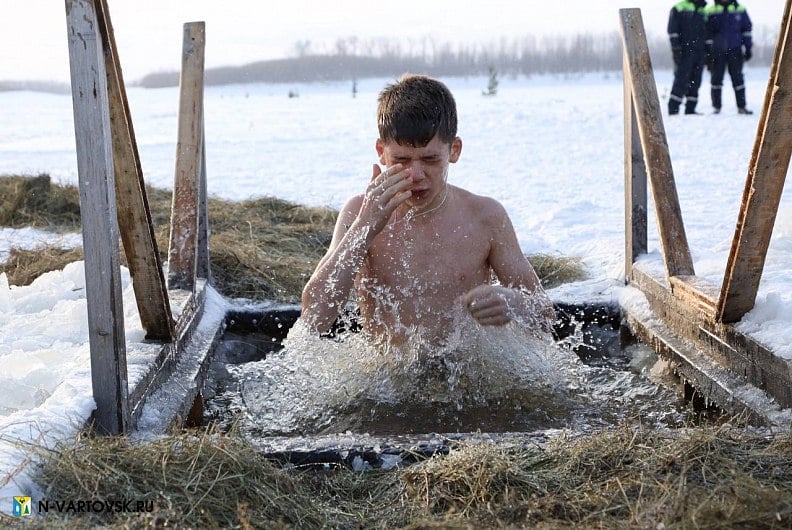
[[404, 186, 448, 222]]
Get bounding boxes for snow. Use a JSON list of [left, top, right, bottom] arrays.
[[1, 66, 791, 506], [0, 228, 82, 263]]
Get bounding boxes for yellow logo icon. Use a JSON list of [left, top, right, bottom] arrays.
[[13, 496, 31, 517]]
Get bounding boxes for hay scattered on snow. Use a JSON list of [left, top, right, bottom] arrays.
[[206, 196, 336, 302], [528, 252, 586, 289], [395, 422, 792, 528], [0, 174, 336, 303], [10, 422, 792, 529], [0, 247, 84, 287], [0, 174, 81, 229], [18, 427, 324, 529], [1, 174, 584, 301]]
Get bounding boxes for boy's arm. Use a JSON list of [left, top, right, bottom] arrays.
[[301, 164, 412, 333], [301, 196, 368, 333], [462, 199, 555, 332]]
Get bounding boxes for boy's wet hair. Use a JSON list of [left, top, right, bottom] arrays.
[[377, 74, 457, 147]]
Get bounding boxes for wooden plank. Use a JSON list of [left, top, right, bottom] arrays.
[[128, 279, 211, 428], [168, 22, 206, 291], [669, 275, 718, 318], [95, 0, 174, 341], [630, 262, 792, 409], [65, 0, 129, 435], [717, 0, 792, 323], [624, 310, 785, 426], [619, 9, 694, 278], [623, 50, 648, 278], [196, 127, 211, 281], [133, 281, 223, 432]]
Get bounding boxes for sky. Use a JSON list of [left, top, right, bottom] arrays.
[[1, 0, 786, 84]]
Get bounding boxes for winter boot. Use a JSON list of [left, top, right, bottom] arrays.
[[711, 85, 723, 112], [684, 100, 701, 115], [668, 97, 681, 116], [735, 85, 748, 111]]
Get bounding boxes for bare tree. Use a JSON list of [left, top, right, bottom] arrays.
[[138, 30, 777, 88]]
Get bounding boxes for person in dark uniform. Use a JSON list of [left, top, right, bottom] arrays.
[[705, 0, 753, 114], [667, 0, 708, 115]]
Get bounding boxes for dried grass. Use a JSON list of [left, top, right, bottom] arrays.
[[0, 174, 336, 302], [8, 422, 792, 529], [0, 247, 84, 286], [398, 423, 792, 529], [528, 252, 586, 289], [1, 174, 583, 301], [12, 426, 324, 529], [0, 174, 81, 229], [205, 196, 335, 302]]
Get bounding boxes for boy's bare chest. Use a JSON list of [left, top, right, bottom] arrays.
[[365, 219, 491, 291]]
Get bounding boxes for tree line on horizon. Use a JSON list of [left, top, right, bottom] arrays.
[[137, 30, 778, 88]]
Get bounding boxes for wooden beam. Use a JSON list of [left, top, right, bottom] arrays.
[[95, 0, 174, 341], [669, 275, 718, 319], [168, 22, 206, 291], [619, 8, 694, 278], [623, 50, 648, 278], [196, 127, 211, 281], [630, 262, 792, 411], [717, 0, 792, 323], [65, 0, 128, 435]]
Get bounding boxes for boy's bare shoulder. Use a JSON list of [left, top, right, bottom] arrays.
[[343, 194, 365, 211], [452, 186, 509, 221], [336, 194, 364, 222]]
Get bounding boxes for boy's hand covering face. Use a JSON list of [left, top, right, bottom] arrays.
[[358, 163, 413, 235]]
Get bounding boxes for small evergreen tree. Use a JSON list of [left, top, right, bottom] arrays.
[[483, 65, 498, 96]]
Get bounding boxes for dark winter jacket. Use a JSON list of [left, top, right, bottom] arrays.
[[668, 0, 708, 53], [706, 1, 753, 52]]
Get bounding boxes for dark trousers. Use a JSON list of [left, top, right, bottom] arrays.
[[670, 51, 705, 113], [710, 48, 746, 109]]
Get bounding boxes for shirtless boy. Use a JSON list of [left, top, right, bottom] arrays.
[[301, 74, 555, 346]]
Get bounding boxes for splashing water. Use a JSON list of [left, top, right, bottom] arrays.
[[229, 300, 599, 437], [214, 307, 694, 437], [215, 256, 694, 437]]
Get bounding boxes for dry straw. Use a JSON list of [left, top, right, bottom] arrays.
[[5, 421, 792, 529], [0, 174, 336, 303], [8, 426, 323, 529], [0, 174, 584, 300]]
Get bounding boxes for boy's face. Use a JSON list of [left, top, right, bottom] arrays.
[[375, 134, 462, 208]]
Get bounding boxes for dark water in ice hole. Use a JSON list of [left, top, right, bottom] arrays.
[[203, 306, 706, 438]]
